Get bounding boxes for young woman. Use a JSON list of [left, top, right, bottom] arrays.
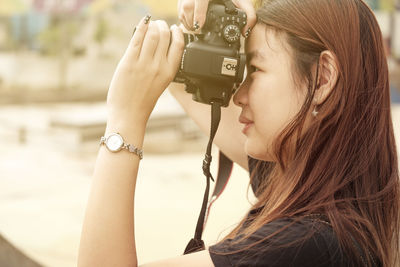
[[78, 0, 400, 266]]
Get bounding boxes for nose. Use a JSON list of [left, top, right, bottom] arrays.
[[233, 78, 249, 107]]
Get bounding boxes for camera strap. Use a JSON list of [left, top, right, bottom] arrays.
[[183, 101, 234, 254], [205, 151, 233, 224]]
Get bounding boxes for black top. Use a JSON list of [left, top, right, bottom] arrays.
[[208, 214, 349, 266], [208, 157, 351, 267]]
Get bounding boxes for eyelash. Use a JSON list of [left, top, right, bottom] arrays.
[[249, 65, 260, 73]]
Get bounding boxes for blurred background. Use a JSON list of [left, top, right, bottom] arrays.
[[0, 0, 399, 266]]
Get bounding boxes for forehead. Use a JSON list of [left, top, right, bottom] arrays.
[[245, 23, 289, 63]]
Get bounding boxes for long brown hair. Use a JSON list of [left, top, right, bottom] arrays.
[[221, 0, 400, 266]]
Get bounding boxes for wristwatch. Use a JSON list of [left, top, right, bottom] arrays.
[[100, 133, 143, 160]]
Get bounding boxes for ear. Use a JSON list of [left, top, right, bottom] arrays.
[[314, 50, 338, 105]]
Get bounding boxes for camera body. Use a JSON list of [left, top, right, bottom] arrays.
[[174, 0, 247, 107]]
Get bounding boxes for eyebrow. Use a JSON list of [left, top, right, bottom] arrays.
[[247, 50, 266, 62]]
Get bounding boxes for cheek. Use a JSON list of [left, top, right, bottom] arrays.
[[248, 76, 306, 151], [250, 78, 299, 128]]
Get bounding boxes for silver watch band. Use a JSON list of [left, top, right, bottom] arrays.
[[100, 134, 143, 160]]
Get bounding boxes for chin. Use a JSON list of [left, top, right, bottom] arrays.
[[245, 141, 274, 162]]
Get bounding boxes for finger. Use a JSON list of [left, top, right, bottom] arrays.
[[154, 20, 171, 60], [125, 14, 151, 60], [178, 0, 190, 29], [181, 0, 195, 30], [139, 21, 160, 61], [194, 0, 209, 29], [179, 12, 192, 32], [167, 25, 185, 73], [232, 0, 257, 36], [178, 23, 188, 33]]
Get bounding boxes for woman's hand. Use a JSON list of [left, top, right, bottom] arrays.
[[106, 16, 184, 128], [178, 0, 257, 35]]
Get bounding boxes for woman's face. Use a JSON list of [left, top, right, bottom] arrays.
[[233, 23, 308, 162]]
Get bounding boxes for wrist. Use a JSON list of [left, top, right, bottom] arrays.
[[106, 112, 148, 129], [100, 133, 144, 159], [107, 109, 150, 124], [105, 120, 146, 148]]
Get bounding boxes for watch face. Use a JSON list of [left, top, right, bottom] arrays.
[[106, 133, 124, 152]]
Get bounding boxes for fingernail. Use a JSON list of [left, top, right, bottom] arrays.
[[144, 14, 151, 24], [244, 28, 251, 38], [193, 21, 199, 30]]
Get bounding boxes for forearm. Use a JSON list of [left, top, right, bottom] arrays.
[[168, 83, 211, 132], [169, 83, 248, 169], [77, 14, 184, 266], [78, 123, 146, 267]]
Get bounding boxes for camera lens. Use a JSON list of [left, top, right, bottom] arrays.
[[223, 25, 240, 43]]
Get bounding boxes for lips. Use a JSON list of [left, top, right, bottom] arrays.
[[239, 116, 253, 124], [239, 115, 254, 134]]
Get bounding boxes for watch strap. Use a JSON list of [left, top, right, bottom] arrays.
[[100, 134, 143, 160]]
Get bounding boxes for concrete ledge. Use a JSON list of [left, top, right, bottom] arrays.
[[0, 234, 43, 267]]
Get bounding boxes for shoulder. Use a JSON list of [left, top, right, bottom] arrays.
[[209, 216, 347, 267]]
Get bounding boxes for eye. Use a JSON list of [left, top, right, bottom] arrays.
[[249, 65, 260, 73]]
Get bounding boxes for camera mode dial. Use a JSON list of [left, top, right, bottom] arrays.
[[223, 24, 240, 43]]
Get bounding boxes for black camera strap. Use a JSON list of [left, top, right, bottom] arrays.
[[206, 151, 233, 223], [183, 101, 233, 254]]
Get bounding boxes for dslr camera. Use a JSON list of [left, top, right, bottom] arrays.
[[174, 0, 247, 107]]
